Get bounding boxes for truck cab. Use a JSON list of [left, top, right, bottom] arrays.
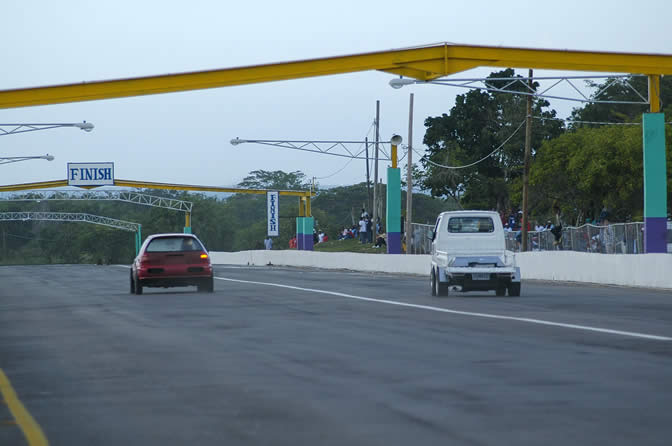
[[430, 210, 521, 296]]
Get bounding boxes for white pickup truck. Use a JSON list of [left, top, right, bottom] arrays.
[[430, 210, 521, 296]]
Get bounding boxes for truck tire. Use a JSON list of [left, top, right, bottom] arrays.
[[430, 268, 437, 296], [495, 284, 506, 296], [435, 267, 449, 296], [508, 282, 521, 297]]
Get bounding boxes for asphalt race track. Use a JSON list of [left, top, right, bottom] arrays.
[[1, 264, 671, 446]]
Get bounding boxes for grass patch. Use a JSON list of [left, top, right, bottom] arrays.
[[313, 238, 386, 254]]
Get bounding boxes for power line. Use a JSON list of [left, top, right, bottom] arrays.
[[418, 120, 526, 170]]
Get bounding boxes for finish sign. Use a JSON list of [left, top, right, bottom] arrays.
[[67, 162, 114, 186], [267, 191, 279, 236]]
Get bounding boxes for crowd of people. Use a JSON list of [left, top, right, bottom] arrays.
[[315, 208, 387, 248], [499, 209, 564, 250]]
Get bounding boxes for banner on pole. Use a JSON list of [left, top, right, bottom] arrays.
[[267, 191, 279, 236]]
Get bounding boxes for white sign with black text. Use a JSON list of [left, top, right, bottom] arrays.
[[67, 162, 114, 186], [267, 191, 279, 236]]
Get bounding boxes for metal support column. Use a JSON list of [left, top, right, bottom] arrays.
[[184, 212, 192, 233], [386, 141, 402, 254], [642, 75, 667, 253], [135, 225, 142, 256], [642, 112, 667, 253]]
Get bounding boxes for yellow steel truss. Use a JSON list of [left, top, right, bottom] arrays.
[[0, 179, 315, 218], [1, 43, 671, 110]]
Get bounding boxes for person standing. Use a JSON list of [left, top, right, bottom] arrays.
[[365, 217, 373, 243], [358, 216, 368, 244], [264, 236, 273, 250]]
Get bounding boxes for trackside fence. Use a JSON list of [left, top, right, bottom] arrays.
[[409, 221, 672, 254]]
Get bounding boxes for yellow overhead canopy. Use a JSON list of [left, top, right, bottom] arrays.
[[1, 43, 671, 109], [0, 179, 315, 197]]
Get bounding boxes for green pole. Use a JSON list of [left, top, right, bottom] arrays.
[[135, 225, 142, 256], [642, 113, 667, 253]]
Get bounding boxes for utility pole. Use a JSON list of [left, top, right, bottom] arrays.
[[521, 69, 533, 252], [405, 93, 414, 254], [365, 136, 372, 213], [373, 100, 380, 237]]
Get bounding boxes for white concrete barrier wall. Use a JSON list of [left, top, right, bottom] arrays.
[[210, 250, 672, 290]]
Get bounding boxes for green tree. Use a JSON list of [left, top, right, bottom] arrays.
[[528, 123, 672, 223], [237, 170, 311, 190], [420, 69, 564, 211], [570, 75, 672, 126]]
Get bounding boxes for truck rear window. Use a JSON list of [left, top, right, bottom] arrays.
[[146, 237, 203, 252], [447, 217, 495, 233]]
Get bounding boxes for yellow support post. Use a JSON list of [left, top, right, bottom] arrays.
[[648, 74, 661, 113], [298, 197, 306, 217], [305, 195, 312, 217], [391, 144, 398, 169], [184, 212, 192, 234]]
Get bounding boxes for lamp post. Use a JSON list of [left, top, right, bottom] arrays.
[[387, 134, 403, 254], [0, 154, 55, 165], [0, 121, 94, 136], [231, 137, 402, 251]]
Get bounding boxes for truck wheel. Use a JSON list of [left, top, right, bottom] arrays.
[[435, 268, 449, 296], [508, 282, 521, 297], [495, 284, 506, 296], [430, 269, 437, 296], [130, 271, 135, 294], [437, 280, 449, 296]]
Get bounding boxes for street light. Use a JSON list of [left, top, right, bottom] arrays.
[[389, 78, 418, 89], [0, 154, 55, 165], [0, 121, 94, 136], [231, 136, 406, 253], [230, 137, 396, 160]]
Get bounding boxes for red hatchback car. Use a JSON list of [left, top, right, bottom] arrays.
[[131, 233, 214, 294]]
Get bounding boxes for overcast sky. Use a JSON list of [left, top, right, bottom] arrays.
[[1, 0, 669, 189]]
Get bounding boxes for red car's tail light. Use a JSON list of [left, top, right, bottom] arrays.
[[200, 253, 208, 259]]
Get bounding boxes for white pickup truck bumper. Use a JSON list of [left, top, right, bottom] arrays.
[[441, 266, 520, 282], [434, 264, 521, 292]]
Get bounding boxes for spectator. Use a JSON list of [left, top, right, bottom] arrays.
[[374, 233, 387, 248], [550, 222, 563, 250], [601, 218, 615, 253], [360, 208, 369, 219], [366, 217, 373, 243], [318, 230, 325, 243], [358, 216, 368, 244], [599, 207, 609, 224], [289, 236, 297, 249], [264, 236, 273, 250]]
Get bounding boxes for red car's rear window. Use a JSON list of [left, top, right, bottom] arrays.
[[146, 237, 204, 253]]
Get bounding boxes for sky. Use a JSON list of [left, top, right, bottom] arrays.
[[1, 0, 670, 190]]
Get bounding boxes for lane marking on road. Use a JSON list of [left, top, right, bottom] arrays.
[[0, 369, 49, 446], [215, 276, 672, 341]]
